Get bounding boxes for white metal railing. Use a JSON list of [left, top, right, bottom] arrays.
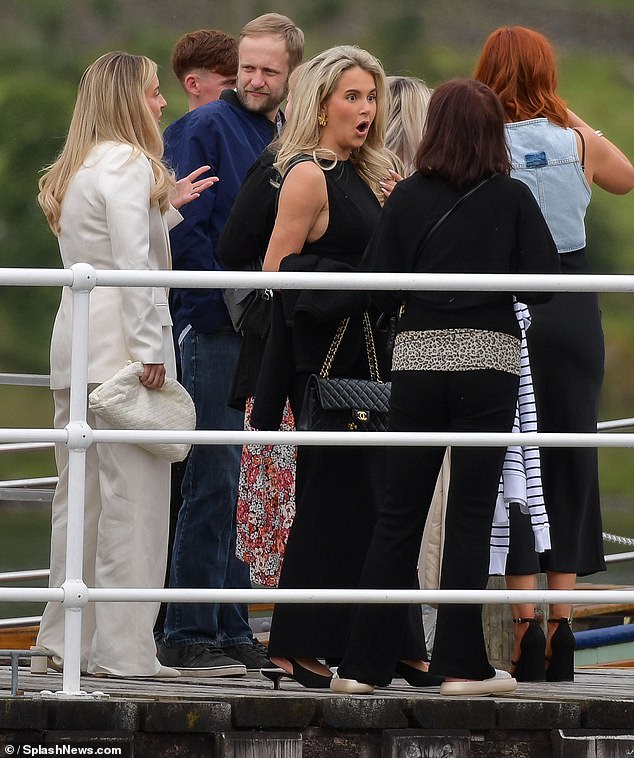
[[1, 264, 634, 696], [0, 441, 54, 452], [0, 569, 50, 583], [3, 266, 634, 292], [0, 373, 50, 387]]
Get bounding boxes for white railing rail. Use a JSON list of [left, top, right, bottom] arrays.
[[3, 587, 634, 605], [3, 266, 634, 292], [0, 569, 49, 583], [2, 427, 634, 448], [2, 263, 634, 696]]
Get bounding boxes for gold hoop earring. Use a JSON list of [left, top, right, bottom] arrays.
[[318, 112, 328, 128]]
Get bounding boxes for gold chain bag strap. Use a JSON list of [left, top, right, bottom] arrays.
[[297, 312, 391, 432]]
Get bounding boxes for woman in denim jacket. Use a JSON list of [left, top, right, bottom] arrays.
[[475, 25, 634, 682]]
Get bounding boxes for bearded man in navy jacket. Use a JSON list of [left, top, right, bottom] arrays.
[[159, 13, 304, 677]]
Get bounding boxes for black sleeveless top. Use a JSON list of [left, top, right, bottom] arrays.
[[252, 158, 383, 428], [282, 158, 382, 375], [302, 158, 380, 264]]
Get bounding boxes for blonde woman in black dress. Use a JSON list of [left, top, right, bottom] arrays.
[[252, 45, 438, 689]]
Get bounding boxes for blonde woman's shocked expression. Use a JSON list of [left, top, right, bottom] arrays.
[[319, 67, 377, 160]]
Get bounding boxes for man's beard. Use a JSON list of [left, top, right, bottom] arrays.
[[237, 86, 284, 116]]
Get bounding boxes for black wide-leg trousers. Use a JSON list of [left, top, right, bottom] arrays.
[[338, 368, 519, 686]]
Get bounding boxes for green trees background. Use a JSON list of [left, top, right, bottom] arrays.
[[0, 0, 633, 494]]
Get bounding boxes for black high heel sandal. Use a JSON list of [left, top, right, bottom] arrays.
[[511, 617, 546, 682], [394, 661, 445, 687], [546, 617, 575, 682], [261, 659, 332, 690]]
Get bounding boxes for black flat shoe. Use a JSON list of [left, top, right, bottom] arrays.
[[261, 659, 332, 690], [546, 617, 575, 682], [511, 617, 546, 682], [394, 661, 445, 687]]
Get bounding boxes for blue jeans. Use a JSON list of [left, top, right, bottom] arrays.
[[163, 329, 253, 647]]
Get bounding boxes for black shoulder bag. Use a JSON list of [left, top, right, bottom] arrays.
[[224, 256, 274, 336], [297, 312, 390, 432], [224, 155, 316, 335]]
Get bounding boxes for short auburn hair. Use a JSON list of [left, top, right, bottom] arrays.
[[473, 26, 568, 127], [171, 29, 238, 82], [414, 78, 510, 188]]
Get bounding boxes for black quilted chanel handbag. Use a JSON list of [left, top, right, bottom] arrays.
[[297, 312, 391, 432]]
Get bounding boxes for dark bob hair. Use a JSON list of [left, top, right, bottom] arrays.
[[414, 78, 511, 188]]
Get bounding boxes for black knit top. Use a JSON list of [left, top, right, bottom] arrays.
[[361, 172, 560, 338]]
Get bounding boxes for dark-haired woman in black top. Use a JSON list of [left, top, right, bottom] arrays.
[[332, 78, 560, 696]]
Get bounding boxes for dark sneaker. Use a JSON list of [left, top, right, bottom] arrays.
[[157, 643, 246, 678], [222, 639, 271, 671]]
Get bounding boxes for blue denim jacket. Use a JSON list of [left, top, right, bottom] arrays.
[[505, 118, 591, 254]]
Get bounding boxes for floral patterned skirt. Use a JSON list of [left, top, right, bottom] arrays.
[[235, 396, 296, 587]]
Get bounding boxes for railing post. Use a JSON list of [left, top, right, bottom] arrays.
[[59, 263, 95, 696]]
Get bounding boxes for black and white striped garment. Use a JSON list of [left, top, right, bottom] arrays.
[[489, 300, 551, 575]]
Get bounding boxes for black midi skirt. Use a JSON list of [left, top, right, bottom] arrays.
[[267, 371, 427, 661], [506, 248, 606, 577]]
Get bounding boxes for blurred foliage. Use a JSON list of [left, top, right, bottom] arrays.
[[0, 506, 50, 618], [0, 0, 632, 496]]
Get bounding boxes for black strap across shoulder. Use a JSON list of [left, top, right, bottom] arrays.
[[573, 128, 586, 170], [414, 175, 493, 265], [398, 176, 493, 316]]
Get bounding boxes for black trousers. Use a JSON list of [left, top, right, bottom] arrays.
[[338, 368, 519, 685]]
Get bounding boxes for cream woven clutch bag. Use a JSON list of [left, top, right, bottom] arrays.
[[88, 361, 196, 462]]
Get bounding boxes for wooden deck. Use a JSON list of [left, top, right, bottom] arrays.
[[2, 658, 634, 702], [2, 663, 634, 757], [3, 594, 634, 755]]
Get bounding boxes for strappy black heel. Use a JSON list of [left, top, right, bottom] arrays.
[[394, 661, 445, 687], [546, 617, 575, 682], [510, 617, 546, 682], [261, 659, 332, 690]]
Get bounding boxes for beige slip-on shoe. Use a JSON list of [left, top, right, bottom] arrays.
[[440, 673, 517, 697], [330, 673, 375, 694]]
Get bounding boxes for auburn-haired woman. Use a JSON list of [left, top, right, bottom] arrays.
[[474, 26, 634, 682], [35, 51, 214, 678], [331, 78, 559, 696]]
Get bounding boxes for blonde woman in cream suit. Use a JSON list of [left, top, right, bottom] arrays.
[[35, 52, 216, 678]]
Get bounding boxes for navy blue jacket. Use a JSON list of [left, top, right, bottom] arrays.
[[163, 89, 278, 338]]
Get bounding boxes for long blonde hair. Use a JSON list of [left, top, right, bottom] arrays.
[[275, 45, 393, 199], [38, 51, 174, 235], [386, 76, 432, 177]]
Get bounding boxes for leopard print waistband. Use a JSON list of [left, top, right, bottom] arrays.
[[392, 329, 521, 374]]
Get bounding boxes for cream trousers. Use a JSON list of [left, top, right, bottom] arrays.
[[37, 388, 170, 676]]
